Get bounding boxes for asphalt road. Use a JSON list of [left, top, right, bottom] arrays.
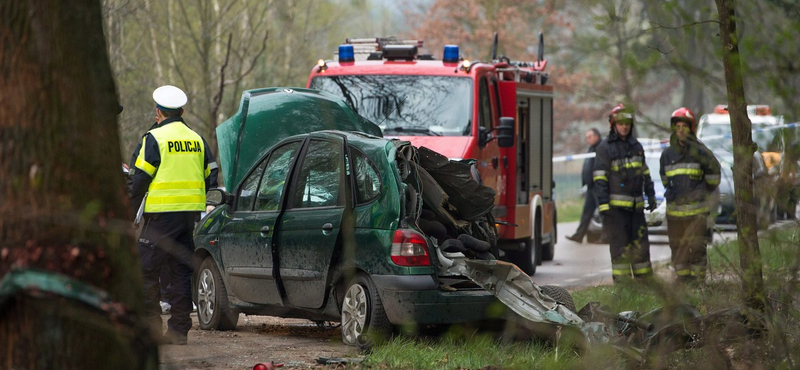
[[532, 221, 738, 288]]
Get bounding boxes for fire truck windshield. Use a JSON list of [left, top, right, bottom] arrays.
[[309, 75, 473, 136]]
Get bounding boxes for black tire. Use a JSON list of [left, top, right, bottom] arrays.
[[540, 285, 576, 313], [542, 211, 556, 261], [541, 242, 554, 262], [512, 236, 540, 276], [341, 274, 392, 350], [196, 257, 239, 330]]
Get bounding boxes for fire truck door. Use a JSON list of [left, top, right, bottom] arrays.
[[478, 76, 502, 203]]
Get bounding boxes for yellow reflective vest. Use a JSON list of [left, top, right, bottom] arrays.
[[135, 122, 206, 213]]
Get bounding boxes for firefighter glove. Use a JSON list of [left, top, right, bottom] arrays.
[[647, 199, 657, 212]]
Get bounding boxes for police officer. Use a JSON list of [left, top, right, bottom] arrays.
[[660, 107, 720, 282], [129, 85, 218, 344], [593, 104, 656, 281]]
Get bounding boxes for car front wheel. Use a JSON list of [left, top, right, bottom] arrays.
[[341, 274, 391, 350], [196, 257, 239, 330]]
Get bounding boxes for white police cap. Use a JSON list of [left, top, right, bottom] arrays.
[[153, 85, 188, 110]]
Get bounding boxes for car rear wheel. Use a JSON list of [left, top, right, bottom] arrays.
[[341, 274, 392, 350], [196, 257, 239, 330], [540, 285, 576, 313]]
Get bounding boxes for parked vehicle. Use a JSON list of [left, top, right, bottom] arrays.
[[193, 88, 510, 349], [698, 105, 782, 229], [306, 35, 556, 276], [712, 149, 776, 230]]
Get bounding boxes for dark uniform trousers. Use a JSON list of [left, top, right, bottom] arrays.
[[574, 189, 598, 238], [138, 212, 197, 336], [666, 214, 708, 281], [604, 207, 653, 280]]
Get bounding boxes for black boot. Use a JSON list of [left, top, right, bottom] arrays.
[[566, 234, 583, 243]]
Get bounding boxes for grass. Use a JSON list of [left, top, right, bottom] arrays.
[[352, 225, 800, 369], [557, 198, 585, 223]]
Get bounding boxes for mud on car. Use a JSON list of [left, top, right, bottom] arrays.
[[192, 88, 510, 348]]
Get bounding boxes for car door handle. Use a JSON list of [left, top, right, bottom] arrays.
[[260, 225, 270, 237], [322, 223, 333, 233]]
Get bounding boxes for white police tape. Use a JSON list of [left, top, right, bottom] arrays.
[[554, 142, 668, 162], [553, 122, 799, 163]]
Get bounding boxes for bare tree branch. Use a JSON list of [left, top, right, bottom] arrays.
[[211, 33, 232, 122]]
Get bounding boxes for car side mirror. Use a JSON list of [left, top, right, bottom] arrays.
[[206, 188, 229, 206], [497, 117, 515, 148]]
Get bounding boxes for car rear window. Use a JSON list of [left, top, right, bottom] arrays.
[[352, 148, 381, 204]]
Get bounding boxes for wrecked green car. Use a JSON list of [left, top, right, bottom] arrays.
[[192, 88, 522, 347]]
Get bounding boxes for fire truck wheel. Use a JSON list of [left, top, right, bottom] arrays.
[[540, 285, 576, 313], [513, 237, 540, 276], [541, 242, 555, 262]]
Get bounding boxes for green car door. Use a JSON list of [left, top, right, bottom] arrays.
[[220, 141, 301, 305], [277, 137, 346, 308]]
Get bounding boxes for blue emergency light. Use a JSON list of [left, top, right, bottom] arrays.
[[339, 44, 355, 63], [443, 45, 459, 63]]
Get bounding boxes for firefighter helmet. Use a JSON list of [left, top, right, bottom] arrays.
[[608, 104, 634, 128], [670, 107, 696, 134]]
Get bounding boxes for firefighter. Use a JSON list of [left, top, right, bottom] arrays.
[[593, 104, 657, 281], [659, 107, 720, 282], [129, 85, 218, 345]]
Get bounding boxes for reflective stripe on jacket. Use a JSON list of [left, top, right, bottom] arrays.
[[659, 134, 721, 218], [136, 121, 206, 213]]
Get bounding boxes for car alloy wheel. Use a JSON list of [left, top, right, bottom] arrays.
[[196, 257, 238, 330], [340, 274, 391, 349], [341, 282, 368, 346], [197, 267, 216, 326]]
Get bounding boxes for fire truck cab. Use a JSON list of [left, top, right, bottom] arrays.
[[306, 37, 556, 276]]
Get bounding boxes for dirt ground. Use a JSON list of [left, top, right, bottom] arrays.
[[159, 313, 361, 370]]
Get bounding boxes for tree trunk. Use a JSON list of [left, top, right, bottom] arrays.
[[0, 0, 158, 368], [715, 0, 766, 312]]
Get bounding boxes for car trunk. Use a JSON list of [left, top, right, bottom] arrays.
[[393, 141, 497, 291]]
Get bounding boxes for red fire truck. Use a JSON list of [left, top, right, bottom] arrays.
[[306, 36, 556, 276]]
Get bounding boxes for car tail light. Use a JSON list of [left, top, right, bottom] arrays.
[[391, 229, 431, 266]]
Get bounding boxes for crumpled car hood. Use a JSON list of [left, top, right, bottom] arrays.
[[216, 88, 383, 190]]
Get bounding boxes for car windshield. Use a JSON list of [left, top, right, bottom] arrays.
[[701, 123, 779, 152], [309, 75, 473, 136]]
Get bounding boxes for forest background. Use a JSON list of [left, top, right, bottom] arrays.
[[104, 0, 800, 166]]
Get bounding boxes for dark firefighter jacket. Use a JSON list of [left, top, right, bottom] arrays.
[[659, 133, 721, 217], [582, 141, 600, 188], [593, 131, 655, 212]]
